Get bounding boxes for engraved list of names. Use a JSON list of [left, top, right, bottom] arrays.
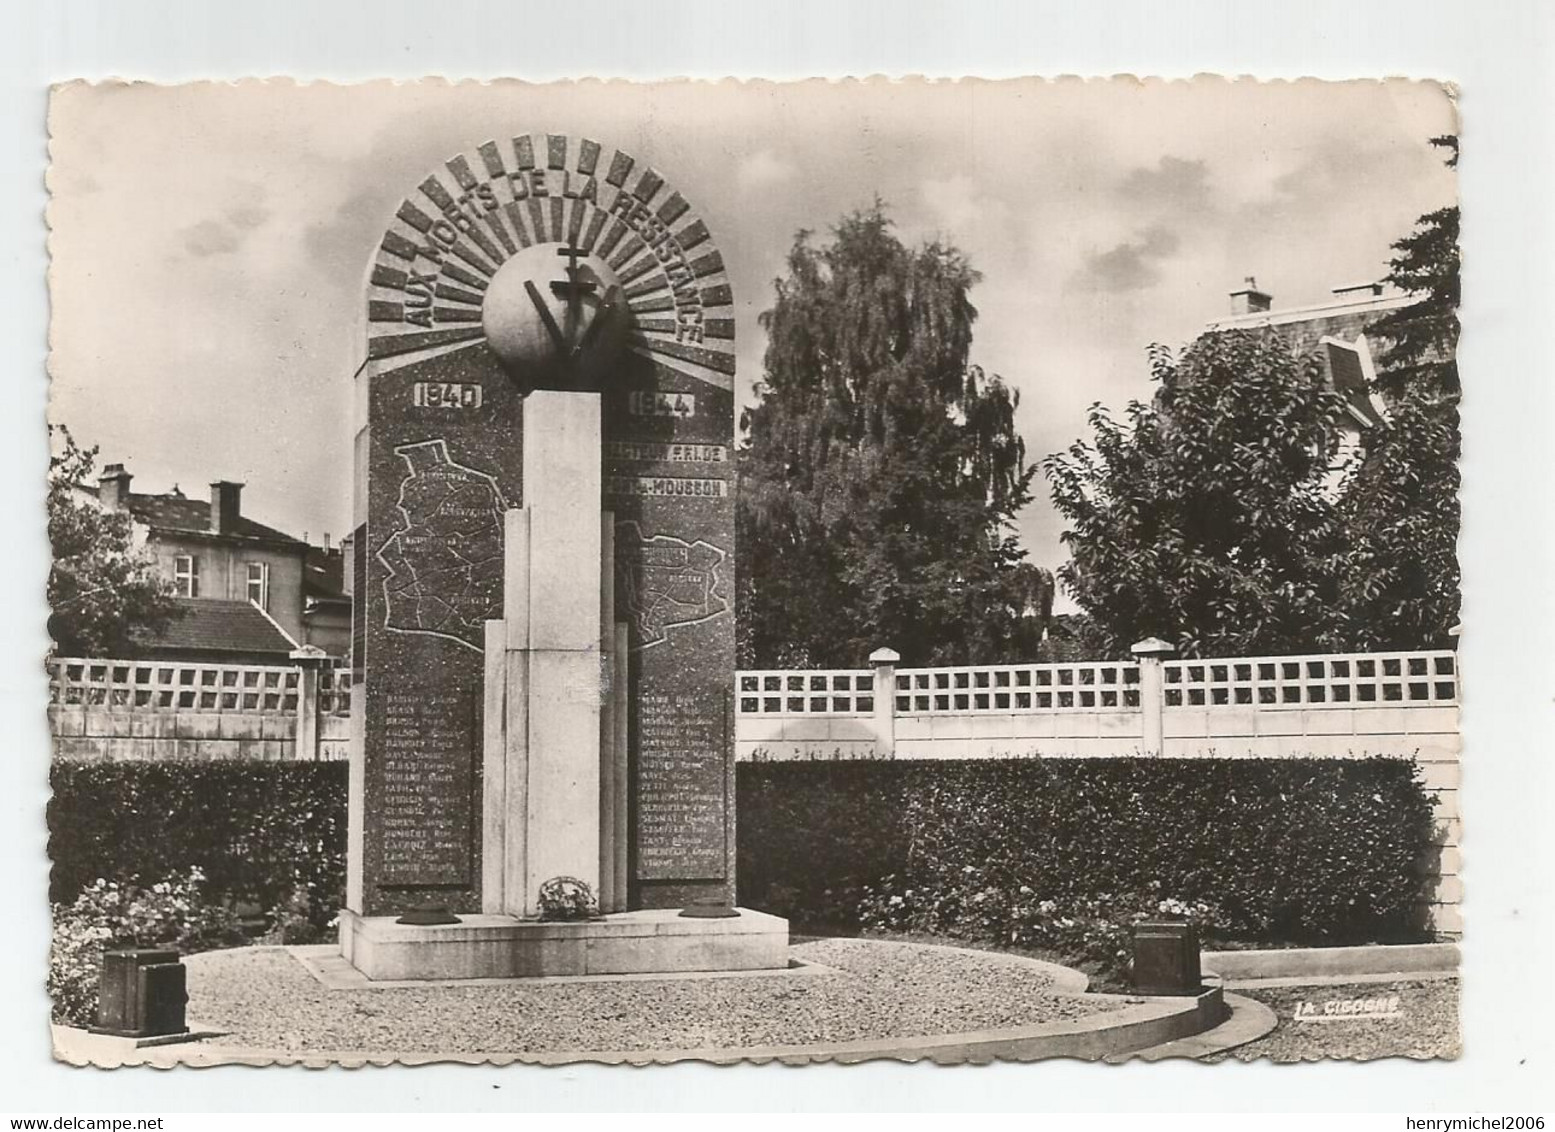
[[377, 689, 474, 886], [635, 691, 727, 880]]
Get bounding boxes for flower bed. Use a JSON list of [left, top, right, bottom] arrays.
[[49, 868, 246, 1026]]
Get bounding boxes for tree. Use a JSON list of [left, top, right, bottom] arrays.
[[1336, 394, 1459, 650], [1338, 133, 1461, 647], [1046, 136, 1461, 659], [1043, 331, 1352, 659], [1367, 135, 1459, 401], [48, 426, 182, 656], [737, 205, 1037, 668]]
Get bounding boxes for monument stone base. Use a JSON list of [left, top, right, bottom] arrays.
[[338, 908, 789, 981]]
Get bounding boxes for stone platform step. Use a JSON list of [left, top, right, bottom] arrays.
[[338, 907, 789, 981]]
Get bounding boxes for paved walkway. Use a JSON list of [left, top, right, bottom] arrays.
[[54, 938, 1244, 1066]]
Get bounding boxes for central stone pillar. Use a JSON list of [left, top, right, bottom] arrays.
[[483, 390, 604, 917]]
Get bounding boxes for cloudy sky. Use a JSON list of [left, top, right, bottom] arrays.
[[48, 79, 1456, 600]]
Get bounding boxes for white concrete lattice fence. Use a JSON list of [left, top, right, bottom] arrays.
[[48, 655, 353, 762]]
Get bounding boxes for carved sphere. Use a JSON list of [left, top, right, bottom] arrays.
[[481, 243, 627, 393]]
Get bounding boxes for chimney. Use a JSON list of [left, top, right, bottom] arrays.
[[323, 532, 332, 552], [97, 463, 132, 512], [210, 481, 244, 535], [341, 532, 355, 598], [1332, 281, 1385, 300], [1228, 276, 1272, 316]]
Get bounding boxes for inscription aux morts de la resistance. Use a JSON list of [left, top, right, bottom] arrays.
[[386, 150, 714, 346]]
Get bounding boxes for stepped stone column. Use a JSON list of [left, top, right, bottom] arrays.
[[510, 391, 604, 914]]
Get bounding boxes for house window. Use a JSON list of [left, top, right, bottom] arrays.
[[246, 562, 270, 610], [173, 554, 199, 597]]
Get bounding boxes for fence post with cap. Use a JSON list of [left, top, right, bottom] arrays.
[[290, 645, 328, 760], [1131, 637, 1176, 757], [869, 647, 900, 759]]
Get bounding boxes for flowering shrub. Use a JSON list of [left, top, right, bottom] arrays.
[[859, 871, 1223, 983], [48, 868, 245, 1026], [261, 886, 333, 945], [536, 876, 597, 922], [739, 756, 1438, 946]]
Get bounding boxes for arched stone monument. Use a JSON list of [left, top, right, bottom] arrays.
[[338, 133, 786, 979]]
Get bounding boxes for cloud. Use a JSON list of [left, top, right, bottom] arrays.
[[180, 218, 242, 257], [1118, 156, 1213, 212], [920, 174, 981, 234], [735, 149, 796, 192], [1265, 137, 1429, 214], [226, 203, 269, 231], [1073, 225, 1180, 292], [177, 184, 271, 257], [303, 188, 388, 271], [916, 173, 1017, 275], [55, 168, 100, 196]]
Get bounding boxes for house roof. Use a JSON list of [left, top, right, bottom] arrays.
[[132, 598, 298, 656], [121, 492, 304, 545], [1202, 291, 1417, 429], [304, 545, 348, 602], [1317, 338, 1383, 429], [1205, 293, 1416, 354], [80, 484, 306, 547]]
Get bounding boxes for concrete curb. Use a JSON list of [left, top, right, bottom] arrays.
[[1114, 992, 1278, 1061], [1218, 970, 1459, 990], [1202, 942, 1459, 982]]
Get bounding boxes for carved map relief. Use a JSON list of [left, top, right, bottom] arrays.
[[376, 439, 507, 651], [615, 520, 730, 649]]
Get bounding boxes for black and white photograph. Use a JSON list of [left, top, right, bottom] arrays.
[[36, 74, 1475, 1072]]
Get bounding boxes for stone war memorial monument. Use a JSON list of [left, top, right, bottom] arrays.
[[338, 132, 788, 979]]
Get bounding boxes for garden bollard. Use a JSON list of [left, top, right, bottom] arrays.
[[92, 948, 189, 1038], [1131, 920, 1202, 996]]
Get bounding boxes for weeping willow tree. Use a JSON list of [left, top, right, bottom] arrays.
[[737, 205, 1038, 668]]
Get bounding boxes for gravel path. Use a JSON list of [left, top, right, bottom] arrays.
[[1208, 978, 1459, 1061], [186, 939, 1119, 1055]]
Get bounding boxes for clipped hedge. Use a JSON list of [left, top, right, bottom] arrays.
[[737, 757, 1439, 945], [48, 761, 348, 931]]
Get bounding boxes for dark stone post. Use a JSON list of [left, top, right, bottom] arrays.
[[92, 949, 188, 1038], [1131, 920, 1203, 996]]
